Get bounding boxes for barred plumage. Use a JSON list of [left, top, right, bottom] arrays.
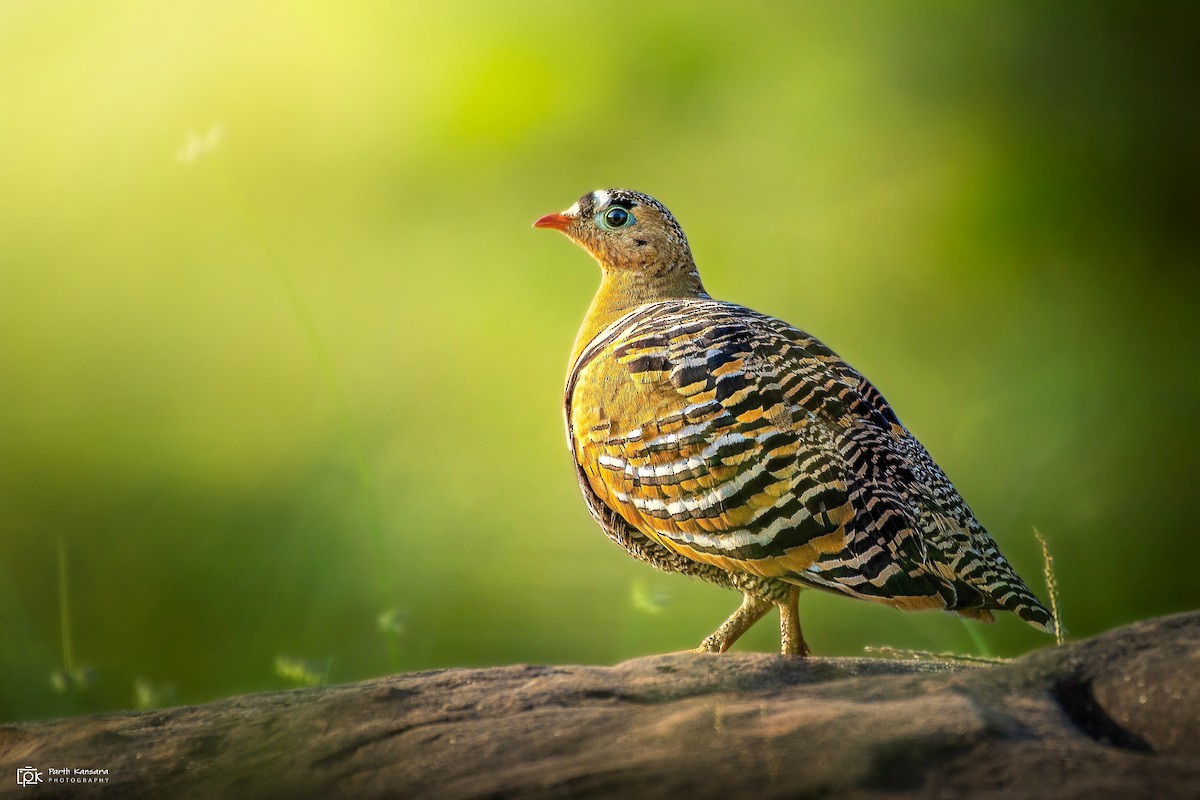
[[535, 188, 1055, 655]]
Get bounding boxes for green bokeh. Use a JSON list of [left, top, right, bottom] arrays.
[[2, 1, 1197, 721]]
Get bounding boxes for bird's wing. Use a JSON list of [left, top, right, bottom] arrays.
[[566, 300, 952, 608]]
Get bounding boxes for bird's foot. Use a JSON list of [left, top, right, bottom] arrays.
[[694, 593, 773, 655], [694, 633, 730, 654]]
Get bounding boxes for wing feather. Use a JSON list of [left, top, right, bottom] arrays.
[[570, 302, 856, 579], [567, 299, 1053, 627]]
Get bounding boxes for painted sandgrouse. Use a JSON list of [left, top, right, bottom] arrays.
[[535, 188, 1055, 655]]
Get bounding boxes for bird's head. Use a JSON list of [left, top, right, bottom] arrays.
[[533, 189, 696, 277]]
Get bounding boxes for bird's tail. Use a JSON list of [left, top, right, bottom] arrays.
[[994, 579, 1058, 635], [995, 528, 1063, 637]]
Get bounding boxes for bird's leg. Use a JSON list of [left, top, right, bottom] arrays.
[[778, 586, 810, 656], [695, 592, 773, 653]]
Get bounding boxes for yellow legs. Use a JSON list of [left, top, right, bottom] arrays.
[[696, 587, 810, 656], [778, 587, 810, 656]]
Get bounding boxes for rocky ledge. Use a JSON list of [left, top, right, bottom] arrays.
[[2, 612, 1198, 799]]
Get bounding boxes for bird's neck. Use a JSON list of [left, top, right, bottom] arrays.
[[569, 261, 708, 369]]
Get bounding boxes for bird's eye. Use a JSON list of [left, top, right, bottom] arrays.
[[600, 206, 632, 229]]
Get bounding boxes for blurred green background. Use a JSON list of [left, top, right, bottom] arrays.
[[2, 1, 1197, 722]]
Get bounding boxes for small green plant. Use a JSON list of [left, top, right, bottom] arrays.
[[377, 607, 409, 637], [1033, 527, 1065, 646], [630, 580, 672, 615], [50, 542, 94, 695], [133, 678, 177, 710], [863, 645, 1010, 666], [274, 655, 333, 687]]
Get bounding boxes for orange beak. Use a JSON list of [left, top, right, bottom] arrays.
[[532, 212, 574, 232]]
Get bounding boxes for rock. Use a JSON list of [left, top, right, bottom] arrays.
[[2, 612, 1198, 799]]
